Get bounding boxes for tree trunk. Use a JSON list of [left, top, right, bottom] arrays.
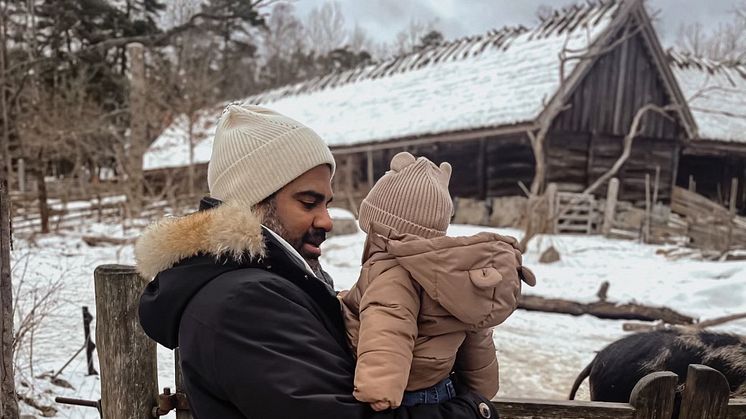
[[33, 166, 49, 234], [0, 179, 19, 419], [187, 113, 195, 198], [127, 43, 146, 214], [0, 3, 11, 190]]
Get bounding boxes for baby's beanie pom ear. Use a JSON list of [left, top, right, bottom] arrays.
[[390, 152, 416, 171], [439, 162, 452, 178]]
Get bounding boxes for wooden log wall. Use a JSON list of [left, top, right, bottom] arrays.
[[338, 134, 535, 202], [591, 136, 678, 203]]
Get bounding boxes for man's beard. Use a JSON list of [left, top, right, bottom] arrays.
[[258, 198, 325, 277]]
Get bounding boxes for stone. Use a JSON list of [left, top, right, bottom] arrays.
[[539, 246, 560, 264]]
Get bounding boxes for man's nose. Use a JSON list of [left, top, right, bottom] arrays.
[[315, 207, 333, 233]]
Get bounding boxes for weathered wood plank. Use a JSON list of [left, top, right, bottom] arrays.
[[629, 371, 677, 419], [493, 398, 635, 419], [679, 365, 730, 419]]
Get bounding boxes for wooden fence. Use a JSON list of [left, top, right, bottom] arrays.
[[89, 264, 746, 419]]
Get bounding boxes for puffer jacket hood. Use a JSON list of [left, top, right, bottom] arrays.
[[135, 198, 331, 349], [364, 222, 535, 327]]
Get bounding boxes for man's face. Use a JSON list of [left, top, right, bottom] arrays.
[[259, 165, 334, 275]]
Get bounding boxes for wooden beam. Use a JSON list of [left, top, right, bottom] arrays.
[[683, 140, 746, 157], [730, 177, 738, 215], [613, 27, 631, 134], [366, 149, 374, 190], [477, 138, 486, 200], [602, 178, 620, 236]]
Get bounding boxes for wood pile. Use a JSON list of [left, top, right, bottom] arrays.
[[667, 186, 746, 251]]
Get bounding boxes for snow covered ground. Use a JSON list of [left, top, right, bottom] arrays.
[[9, 215, 746, 417]]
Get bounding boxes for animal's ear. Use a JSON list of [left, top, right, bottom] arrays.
[[439, 162, 452, 184], [390, 152, 416, 171]]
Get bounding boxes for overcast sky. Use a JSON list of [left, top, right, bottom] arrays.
[[292, 0, 741, 48]]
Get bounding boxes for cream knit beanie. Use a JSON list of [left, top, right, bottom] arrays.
[[358, 152, 453, 238], [207, 104, 336, 207]]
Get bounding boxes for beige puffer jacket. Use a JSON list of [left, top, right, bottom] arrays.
[[339, 222, 536, 408]]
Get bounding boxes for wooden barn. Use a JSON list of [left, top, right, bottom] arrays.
[[144, 0, 699, 212], [669, 52, 746, 214]]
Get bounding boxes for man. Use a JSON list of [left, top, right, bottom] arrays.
[[137, 104, 499, 418]]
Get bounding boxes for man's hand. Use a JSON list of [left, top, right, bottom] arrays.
[[371, 401, 391, 411]]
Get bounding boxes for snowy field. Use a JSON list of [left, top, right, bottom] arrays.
[[9, 214, 746, 418]]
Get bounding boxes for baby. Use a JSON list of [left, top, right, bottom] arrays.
[[339, 152, 536, 411]]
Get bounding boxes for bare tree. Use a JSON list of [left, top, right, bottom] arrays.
[[305, 1, 348, 55], [394, 19, 440, 55], [14, 70, 112, 233], [676, 4, 746, 61], [348, 24, 376, 55]]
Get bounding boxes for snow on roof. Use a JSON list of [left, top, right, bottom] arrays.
[[669, 51, 746, 143], [144, 1, 621, 170]]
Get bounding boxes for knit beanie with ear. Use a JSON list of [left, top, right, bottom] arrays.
[[207, 104, 336, 207], [358, 152, 453, 238]]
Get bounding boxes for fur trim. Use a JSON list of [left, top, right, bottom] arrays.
[[135, 202, 266, 280]]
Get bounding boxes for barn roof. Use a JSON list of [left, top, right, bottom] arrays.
[[143, 0, 653, 170], [668, 51, 746, 144]]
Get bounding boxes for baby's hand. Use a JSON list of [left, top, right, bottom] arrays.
[[371, 401, 391, 411]]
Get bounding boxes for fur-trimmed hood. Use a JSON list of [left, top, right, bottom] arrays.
[[135, 201, 266, 280], [136, 198, 333, 349]]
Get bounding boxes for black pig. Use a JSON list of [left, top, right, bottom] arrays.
[[569, 329, 746, 403]]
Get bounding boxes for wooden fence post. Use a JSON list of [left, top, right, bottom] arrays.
[[602, 178, 620, 236], [629, 371, 677, 419], [546, 182, 558, 233], [678, 364, 729, 419], [94, 264, 157, 419]]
